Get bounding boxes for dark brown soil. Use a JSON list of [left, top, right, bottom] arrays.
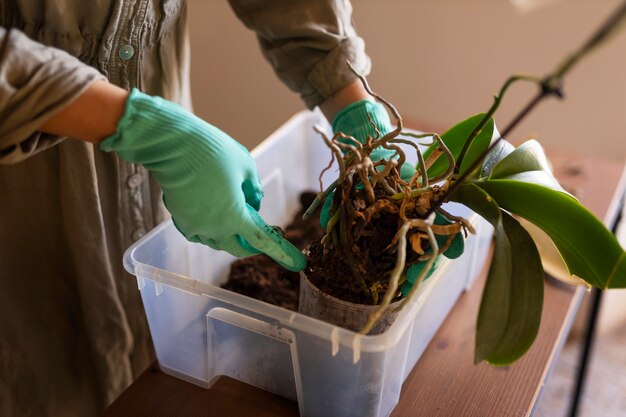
[[304, 209, 410, 305], [304, 183, 447, 306], [222, 192, 324, 311]]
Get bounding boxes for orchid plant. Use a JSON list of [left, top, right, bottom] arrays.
[[305, 0, 626, 365]]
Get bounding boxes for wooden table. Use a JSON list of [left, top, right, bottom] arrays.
[[102, 150, 626, 417]]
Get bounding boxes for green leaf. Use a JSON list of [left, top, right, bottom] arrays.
[[486, 139, 567, 193], [487, 213, 544, 365], [497, 171, 566, 193], [489, 140, 552, 180], [452, 184, 544, 365], [460, 117, 495, 177], [480, 138, 515, 178], [423, 113, 494, 178], [476, 179, 626, 289]]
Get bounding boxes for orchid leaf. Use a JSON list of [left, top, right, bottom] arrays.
[[460, 116, 495, 176], [480, 138, 515, 178], [476, 179, 626, 289], [424, 113, 494, 178], [489, 140, 553, 180], [496, 171, 566, 193], [486, 139, 567, 192], [452, 184, 544, 365]]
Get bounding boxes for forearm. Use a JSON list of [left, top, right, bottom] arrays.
[[319, 80, 372, 123], [40, 77, 369, 144], [39, 81, 129, 144], [0, 27, 107, 163]]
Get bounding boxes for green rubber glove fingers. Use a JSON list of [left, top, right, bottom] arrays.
[[321, 100, 416, 227], [240, 206, 308, 271], [332, 100, 392, 144], [402, 256, 444, 296], [332, 100, 414, 176], [100, 89, 306, 271], [401, 211, 466, 296], [333, 100, 404, 167]]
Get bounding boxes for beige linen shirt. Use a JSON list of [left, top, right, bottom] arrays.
[[0, 1, 370, 416]]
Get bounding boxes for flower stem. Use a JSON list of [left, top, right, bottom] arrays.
[[455, 74, 541, 173]]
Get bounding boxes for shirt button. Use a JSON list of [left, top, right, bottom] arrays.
[[132, 228, 146, 241], [127, 173, 142, 188], [118, 44, 135, 60]]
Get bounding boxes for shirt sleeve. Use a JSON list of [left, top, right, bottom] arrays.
[[227, 0, 371, 109], [0, 27, 107, 164]]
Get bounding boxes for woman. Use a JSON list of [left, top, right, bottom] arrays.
[[0, 1, 393, 415]]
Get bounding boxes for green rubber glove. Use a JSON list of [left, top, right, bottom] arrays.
[[320, 99, 415, 228], [333, 99, 416, 180], [101, 89, 307, 272]]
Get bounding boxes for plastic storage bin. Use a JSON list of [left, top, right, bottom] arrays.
[[124, 110, 494, 417]]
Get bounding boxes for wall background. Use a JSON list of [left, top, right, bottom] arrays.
[[187, 0, 626, 161]]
